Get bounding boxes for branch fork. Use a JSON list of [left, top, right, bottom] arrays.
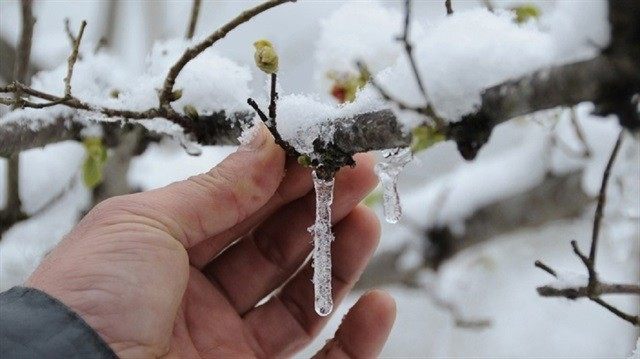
[[535, 131, 639, 326]]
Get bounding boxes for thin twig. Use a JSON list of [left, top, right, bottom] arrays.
[[63, 19, 87, 98], [538, 283, 640, 298], [13, 0, 35, 87], [534, 130, 637, 326], [247, 97, 298, 158], [398, 0, 426, 101], [534, 260, 557, 277], [445, 0, 454, 15], [1, 0, 34, 237], [268, 73, 277, 123], [247, 98, 269, 123], [356, 61, 426, 115], [64, 18, 75, 44], [590, 297, 639, 326], [185, 0, 202, 40], [358, 0, 446, 130], [569, 107, 592, 157], [158, 0, 295, 110], [397, 0, 445, 129], [589, 130, 623, 265], [12, 0, 35, 108], [2, 81, 180, 122]]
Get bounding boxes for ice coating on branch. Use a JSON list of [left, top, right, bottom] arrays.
[[375, 147, 413, 223], [308, 171, 335, 316]]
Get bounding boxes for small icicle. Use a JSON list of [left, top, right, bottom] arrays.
[[308, 170, 335, 316], [374, 147, 412, 223]]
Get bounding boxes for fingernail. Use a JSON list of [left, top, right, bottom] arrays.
[[239, 122, 268, 151]]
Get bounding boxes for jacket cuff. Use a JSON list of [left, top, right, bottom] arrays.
[[0, 286, 117, 358]]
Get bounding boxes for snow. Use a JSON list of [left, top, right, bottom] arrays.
[[1, 0, 638, 356], [128, 139, 234, 191], [274, 87, 387, 155], [298, 218, 639, 358], [0, 172, 90, 291], [236, 116, 260, 146], [546, 270, 589, 289], [541, 0, 610, 63], [127, 39, 253, 114], [375, 147, 413, 224], [630, 338, 640, 359], [377, 7, 556, 126], [308, 171, 335, 316], [0, 38, 253, 143], [313, 1, 424, 99], [402, 122, 551, 230]]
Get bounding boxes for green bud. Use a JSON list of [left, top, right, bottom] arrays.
[[411, 126, 445, 153], [82, 137, 108, 189], [253, 39, 279, 74], [170, 89, 183, 102], [512, 4, 540, 23], [183, 104, 199, 121]]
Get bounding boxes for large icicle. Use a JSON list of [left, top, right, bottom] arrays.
[[374, 147, 412, 223], [308, 170, 335, 316]]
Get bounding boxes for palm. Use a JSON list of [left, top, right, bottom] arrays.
[[169, 269, 261, 357]]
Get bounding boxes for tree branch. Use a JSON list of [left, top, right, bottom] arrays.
[[185, 0, 201, 40], [589, 131, 623, 267], [445, 0, 454, 15], [13, 0, 35, 87], [63, 19, 87, 98], [1, 0, 34, 236], [537, 283, 640, 299], [535, 131, 639, 327], [2, 51, 637, 161], [1, 0, 639, 171]]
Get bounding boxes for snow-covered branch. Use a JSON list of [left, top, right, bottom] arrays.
[[2, 1, 639, 169], [1, 50, 636, 162]]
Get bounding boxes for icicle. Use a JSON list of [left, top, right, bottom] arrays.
[[374, 147, 412, 224], [308, 170, 335, 316]]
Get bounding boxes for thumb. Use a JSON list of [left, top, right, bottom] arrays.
[[107, 123, 285, 249], [313, 290, 396, 359]]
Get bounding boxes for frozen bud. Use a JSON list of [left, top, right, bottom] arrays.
[[253, 39, 279, 74], [170, 89, 183, 102], [183, 104, 199, 121]]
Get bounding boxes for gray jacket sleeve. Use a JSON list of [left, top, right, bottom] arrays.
[[0, 287, 117, 359]]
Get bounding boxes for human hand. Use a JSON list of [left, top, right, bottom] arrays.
[[27, 125, 396, 358]]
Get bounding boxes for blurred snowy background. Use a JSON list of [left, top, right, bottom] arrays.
[[1, 0, 638, 357]]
